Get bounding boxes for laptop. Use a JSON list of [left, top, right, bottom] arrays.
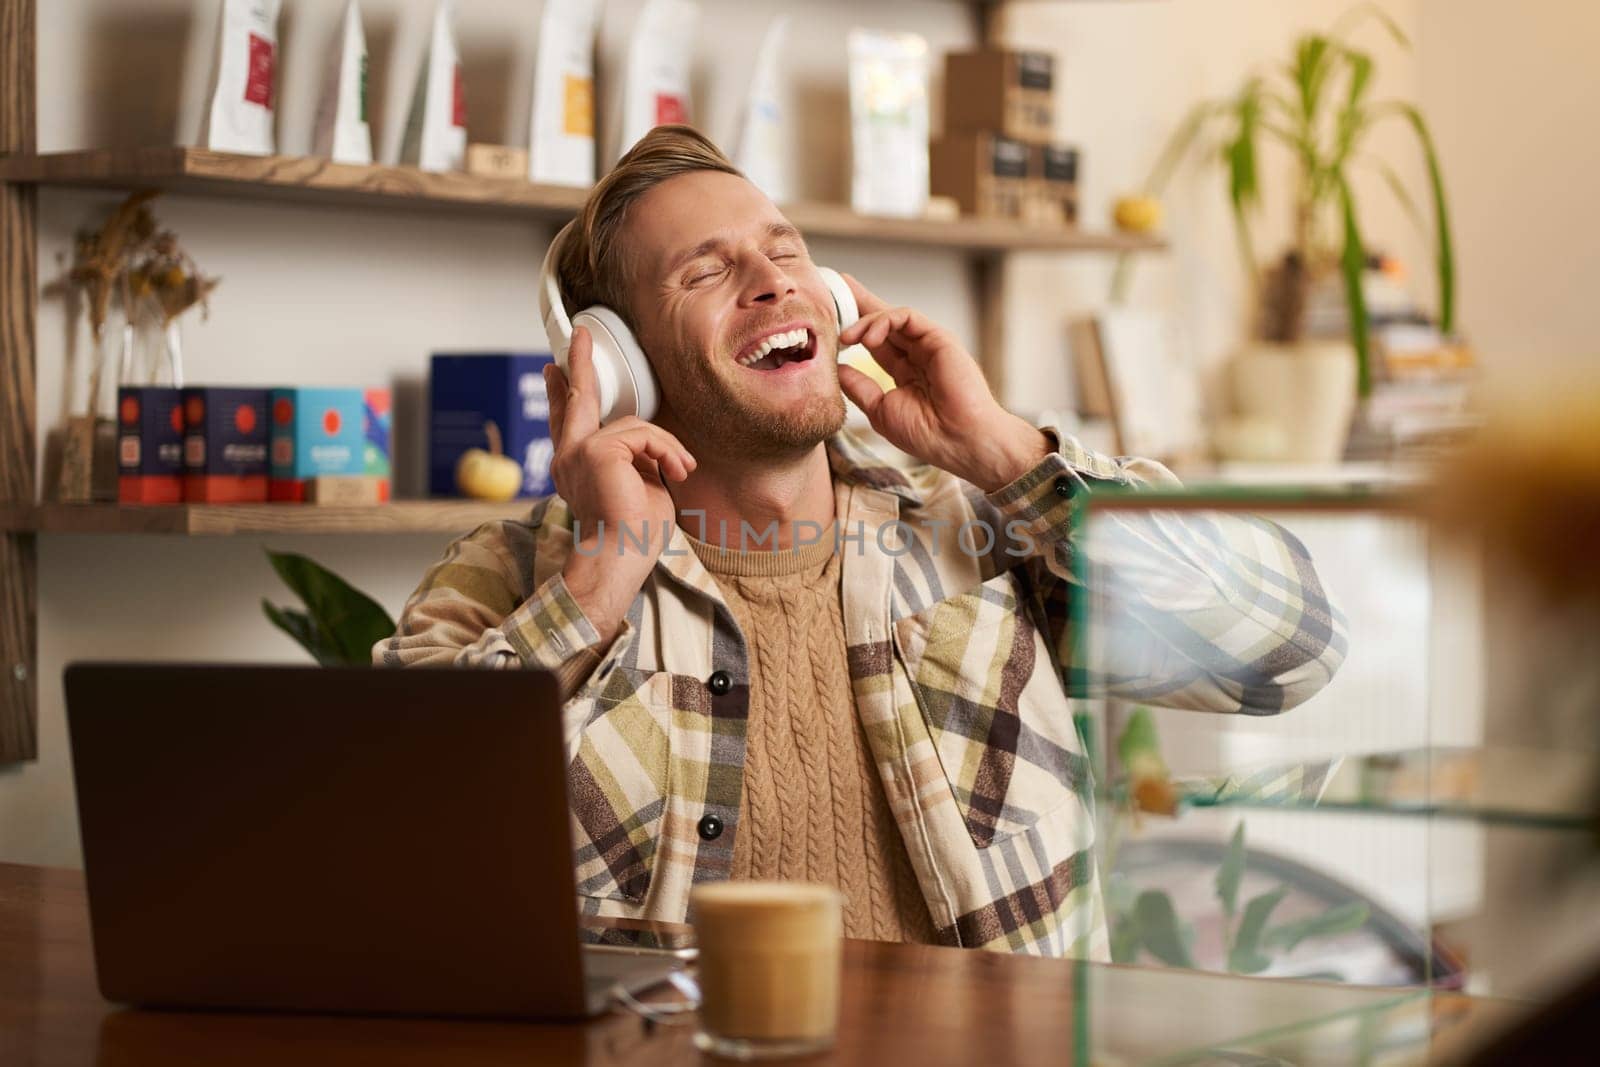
[[63, 663, 686, 1019]]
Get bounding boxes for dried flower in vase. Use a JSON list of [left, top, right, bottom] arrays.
[[128, 231, 221, 327], [67, 189, 159, 343]]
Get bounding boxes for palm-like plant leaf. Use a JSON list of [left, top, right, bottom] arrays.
[[1337, 175, 1372, 395], [1388, 103, 1456, 333], [1224, 80, 1264, 281], [262, 550, 397, 666], [1228, 886, 1290, 974]]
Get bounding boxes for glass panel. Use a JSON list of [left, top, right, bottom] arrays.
[[1069, 485, 1600, 1008], [1078, 957, 1528, 1065]]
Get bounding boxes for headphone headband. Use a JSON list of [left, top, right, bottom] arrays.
[[538, 220, 577, 358]]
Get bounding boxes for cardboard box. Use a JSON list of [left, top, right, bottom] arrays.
[[269, 388, 367, 502], [116, 387, 184, 504], [465, 143, 530, 180], [304, 475, 388, 505], [1029, 143, 1080, 226], [930, 132, 1031, 219], [429, 353, 555, 499], [362, 388, 392, 501], [181, 387, 270, 502], [942, 49, 1054, 144]]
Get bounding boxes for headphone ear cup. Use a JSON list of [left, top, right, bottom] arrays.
[[817, 267, 859, 332], [817, 266, 870, 369], [571, 307, 660, 424]]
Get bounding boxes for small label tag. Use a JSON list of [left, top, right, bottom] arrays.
[[245, 32, 275, 109], [655, 93, 687, 126], [452, 64, 468, 128], [1017, 52, 1053, 92], [990, 137, 1029, 179]]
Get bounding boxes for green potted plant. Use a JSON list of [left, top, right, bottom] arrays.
[[1114, 3, 1455, 463]]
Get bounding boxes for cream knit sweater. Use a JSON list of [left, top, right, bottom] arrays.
[[687, 526, 937, 944]]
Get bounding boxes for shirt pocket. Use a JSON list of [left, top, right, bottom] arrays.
[[566, 666, 676, 904], [892, 569, 1093, 849]]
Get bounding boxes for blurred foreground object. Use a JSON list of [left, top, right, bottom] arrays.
[[1429, 388, 1600, 1058]]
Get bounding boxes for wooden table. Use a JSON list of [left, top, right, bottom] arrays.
[[0, 864, 1523, 1066]]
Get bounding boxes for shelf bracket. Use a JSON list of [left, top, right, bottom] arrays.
[[970, 252, 1008, 404], [1, 0, 38, 764]]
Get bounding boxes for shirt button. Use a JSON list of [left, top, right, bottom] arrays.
[[697, 814, 724, 841], [1053, 476, 1073, 498], [707, 670, 732, 695]]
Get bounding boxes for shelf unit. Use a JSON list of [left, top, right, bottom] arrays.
[[0, 0, 1164, 763], [0, 501, 533, 538], [0, 148, 1162, 256]]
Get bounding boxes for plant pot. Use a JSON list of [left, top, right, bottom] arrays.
[[1227, 341, 1358, 465]]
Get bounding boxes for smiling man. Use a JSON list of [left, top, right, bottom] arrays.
[[379, 126, 1346, 957]]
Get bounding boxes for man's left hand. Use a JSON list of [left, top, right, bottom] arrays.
[[835, 275, 1051, 494]]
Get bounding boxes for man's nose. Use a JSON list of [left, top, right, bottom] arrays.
[[737, 255, 796, 306]]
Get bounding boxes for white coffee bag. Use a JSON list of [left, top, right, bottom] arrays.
[[733, 16, 791, 204], [617, 0, 700, 163], [201, 0, 281, 156], [400, 0, 468, 172], [847, 30, 930, 218], [312, 0, 374, 165], [528, 0, 600, 187]]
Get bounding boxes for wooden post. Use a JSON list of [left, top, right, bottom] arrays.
[[970, 252, 1008, 402], [967, 3, 1009, 403], [1, 0, 38, 763]]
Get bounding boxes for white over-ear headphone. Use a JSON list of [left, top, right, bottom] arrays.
[[538, 220, 861, 425]]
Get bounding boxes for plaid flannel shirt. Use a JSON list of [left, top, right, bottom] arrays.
[[378, 420, 1346, 958]]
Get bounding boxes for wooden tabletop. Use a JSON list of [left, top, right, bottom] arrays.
[[0, 863, 1523, 1066]]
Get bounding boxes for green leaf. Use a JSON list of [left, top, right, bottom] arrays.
[[1117, 706, 1165, 776], [1395, 103, 1456, 334], [1224, 81, 1263, 279], [1264, 901, 1370, 953], [1292, 35, 1332, 122], [262, 600, 341, 667], [1368, 157, 1427, 237], [1109, 914, 1143, 964], [1336, 175, 1373, 397], [1329, 2, 1412, 50], [1134, 890, 1195, 969], [1228, 886, 1290, 974], [264, 550, 396, 666], [1216, 823, 1247, 920]]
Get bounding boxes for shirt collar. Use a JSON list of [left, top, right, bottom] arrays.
[[824, 427, 926, 509]]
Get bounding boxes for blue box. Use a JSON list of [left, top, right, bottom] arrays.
[[117, 387, 184, 504], [429, 353, 555, 498], [269, 387, 367, 501]]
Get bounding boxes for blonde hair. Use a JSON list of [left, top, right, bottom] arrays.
[[557, 125, 742, 327]]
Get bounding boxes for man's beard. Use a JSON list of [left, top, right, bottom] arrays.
[[657, 335, 848, 461]]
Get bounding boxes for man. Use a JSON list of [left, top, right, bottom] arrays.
[[379, 126, 1345, 958]]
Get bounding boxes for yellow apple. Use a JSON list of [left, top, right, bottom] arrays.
[[1113, 195, 1163, 234], [455, 420, 523, 502]]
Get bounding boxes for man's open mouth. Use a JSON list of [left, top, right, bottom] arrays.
[[734, 327, 817, 371]]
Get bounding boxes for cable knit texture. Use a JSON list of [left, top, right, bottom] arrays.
[[688, 525, 937, 944]]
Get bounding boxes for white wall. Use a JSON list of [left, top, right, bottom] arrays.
[[1418, 0, 1600, 380]]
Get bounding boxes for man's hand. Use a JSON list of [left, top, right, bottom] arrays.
[[834, 275, 1050, 494], [544, 326, 696, 643]]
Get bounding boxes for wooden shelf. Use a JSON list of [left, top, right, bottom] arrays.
[[0, 148, 1165, 255], [0, 500, 533, 536]]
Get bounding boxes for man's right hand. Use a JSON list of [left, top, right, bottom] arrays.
[[544, 326, 696, 645]]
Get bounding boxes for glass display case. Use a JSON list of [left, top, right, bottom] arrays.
[[1068, 486, 1599, 1005]]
